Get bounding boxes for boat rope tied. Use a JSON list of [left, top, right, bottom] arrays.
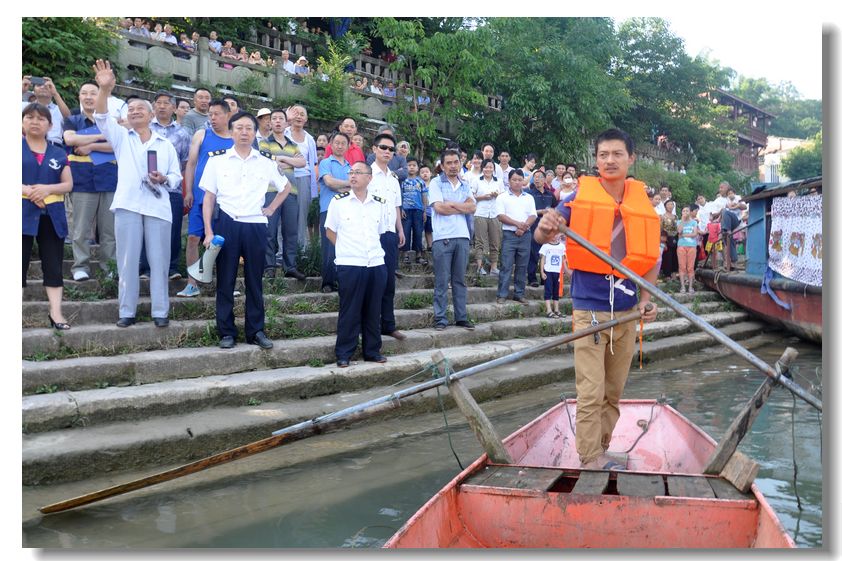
[[559, 393, 575, 436], [622, 395, 666, 454], [431, 358, 464, 470], [389, 362, 437, 387], [790, 392, 803, 511], [761, 266, 792, 311]]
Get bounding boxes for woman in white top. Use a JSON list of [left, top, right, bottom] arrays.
[[556, 171, 577, 202], [472, 159, 504, 275], [463, 150, 483, 187]]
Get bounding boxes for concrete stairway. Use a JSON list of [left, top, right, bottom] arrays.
[[22, 250, 762, 486]]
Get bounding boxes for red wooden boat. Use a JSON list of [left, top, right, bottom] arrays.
[[697, 269, 821, 343], [384, 399, 795, 548]]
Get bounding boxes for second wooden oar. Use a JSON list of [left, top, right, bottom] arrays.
[[40, 307, 646, 515], [560, 223, 821, 412]]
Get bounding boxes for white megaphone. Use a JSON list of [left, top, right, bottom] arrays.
[[188, 235, 225, 283]]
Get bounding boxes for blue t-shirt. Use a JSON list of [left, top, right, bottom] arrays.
[[318, 155, 351, 213], [556, 192, 640, 312], [677, 219, 699, 247], [401, 177, 427, 211], [193, 129, 234, 205]]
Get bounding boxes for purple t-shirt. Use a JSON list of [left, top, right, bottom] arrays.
[[556, 193, 639, 312]]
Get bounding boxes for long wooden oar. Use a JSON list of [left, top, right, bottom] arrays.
[[40, 307, 646, 515], [560, 223, 821, 412]]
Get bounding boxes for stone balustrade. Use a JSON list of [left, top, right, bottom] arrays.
[[115, 32, 462, 134]]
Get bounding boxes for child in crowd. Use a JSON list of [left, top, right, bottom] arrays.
[[676, 206, 700, 294], [538, 234, 566, 318], [705, 215, 722, 269], [419, 163, 434, 252], [400, 157, 429, 265]]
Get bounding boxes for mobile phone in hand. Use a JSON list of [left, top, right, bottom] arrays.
[[30, 77, 46, 86], [147, 150, 158, 174]]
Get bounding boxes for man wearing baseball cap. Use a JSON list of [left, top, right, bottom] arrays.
[[256, 108, 271, 143]]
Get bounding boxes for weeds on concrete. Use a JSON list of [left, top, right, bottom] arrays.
[[307, 358, 325, 367], [35, 384, 59, 394], [402, 292, 433, 310], [247, 397, 262, 406], [264, 276, 288, 295]]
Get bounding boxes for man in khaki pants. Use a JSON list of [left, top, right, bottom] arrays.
[[534, 128, 661, 469]]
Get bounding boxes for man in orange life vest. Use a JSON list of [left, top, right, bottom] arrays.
[[535, 128, 661, 469]]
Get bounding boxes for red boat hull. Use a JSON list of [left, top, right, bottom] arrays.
[[697, 270, 821, 343], [385, 400, 795, 548]]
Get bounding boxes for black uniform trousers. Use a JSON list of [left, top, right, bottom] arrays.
[[380, 230, 399, 334], [335, 264, 387, 361], [214, 210, 266, 341]]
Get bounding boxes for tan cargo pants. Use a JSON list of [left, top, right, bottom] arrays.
[[572, 309, 637, 464]]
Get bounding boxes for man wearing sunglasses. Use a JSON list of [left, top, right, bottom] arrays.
[[365, 124, 408, 182], [368, 133, 406, 341]]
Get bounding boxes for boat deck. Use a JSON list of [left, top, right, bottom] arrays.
[[385, 400, 796, 548]]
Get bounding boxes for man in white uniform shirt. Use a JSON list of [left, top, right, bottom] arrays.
[[368, 132, 406, 341], [92, 60, 182, 328], [200, 111, 290, 350], [325, 162, 388, 367], [495, 169, 537, 304]]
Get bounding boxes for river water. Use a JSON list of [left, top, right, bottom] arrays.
[[23, 337, 823, 549]]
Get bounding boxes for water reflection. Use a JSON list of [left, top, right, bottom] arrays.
[[23, 339, 823, 548]]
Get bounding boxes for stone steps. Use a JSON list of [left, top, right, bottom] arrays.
[[23, 273, 439, 301], [21, 319, 768, 485], [21, 295, 726, 394], [22, 308, 748, 433], [24, 284, 594, 328]]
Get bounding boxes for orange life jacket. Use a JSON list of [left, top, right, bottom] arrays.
[[565, 176, 660, 279]]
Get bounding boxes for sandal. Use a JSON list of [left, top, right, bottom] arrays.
[[49, 314, 71, 330], [546, 312, 556, 319]]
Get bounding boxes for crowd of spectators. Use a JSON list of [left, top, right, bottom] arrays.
[[24, 27, 741, 366]]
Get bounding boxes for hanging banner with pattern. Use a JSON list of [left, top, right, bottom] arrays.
[[768, 194, 822, 287]]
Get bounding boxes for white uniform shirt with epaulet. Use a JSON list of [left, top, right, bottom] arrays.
[[368, 163, 401, 233], [199, 148, 288, 224], [324, 189, 387, 267]]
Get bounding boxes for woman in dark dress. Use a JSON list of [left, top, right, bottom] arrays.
[[660, 199, 679, 280], [22, 102, 73, 329]]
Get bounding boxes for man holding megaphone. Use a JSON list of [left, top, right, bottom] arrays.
[[199, 111, 290, 350]]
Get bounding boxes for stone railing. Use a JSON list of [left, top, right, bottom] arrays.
[[115, 32, 458, 133]]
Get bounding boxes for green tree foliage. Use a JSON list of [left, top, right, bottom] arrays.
[[376, 18, 492, 163], [613, 18, 736, 169], [781, 131, 822, 180], [22, 17, 118, 103], [302, 40, 362, 122], [459, 18, 631, 167], [631, 159, 750, 205], [730, 76, 822, 138]]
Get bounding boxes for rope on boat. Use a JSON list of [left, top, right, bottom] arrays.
[[622, 395, 667, 454], [431, 357, 465, 471], [560, 393, 575, 436], [790, 391, 803, 511], [389, 362, 437, 387]]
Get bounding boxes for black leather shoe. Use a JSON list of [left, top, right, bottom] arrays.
[[116, 317, 136, 328], [336, 359, 350, 368], [365, 354, 387, 363], [219, 336, 236, 349], [153, 317, 169, 328], [285, 269, 307, 281], [513, 296, 528, 304], [248, 331, 274, 350]]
